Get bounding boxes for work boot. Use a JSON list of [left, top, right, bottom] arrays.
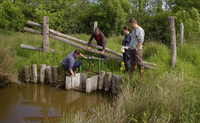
[[127, 65, 136, 79], [138, 67, 144, 82]]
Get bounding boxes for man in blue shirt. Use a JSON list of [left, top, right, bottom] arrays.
[[61, 49, 87, 77]]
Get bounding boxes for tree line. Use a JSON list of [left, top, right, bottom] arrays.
[[0, 0, 199, 44]]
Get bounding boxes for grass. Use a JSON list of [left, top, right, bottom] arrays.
[[1, 30, 200, 122]]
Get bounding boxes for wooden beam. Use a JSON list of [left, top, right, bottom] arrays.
[[49, 34, 123, 61], [20, 44, 55, 53], [27, 21, 42, 28], [23, 27, 42, 35], [49, 29, 123, 57], [42, 16, 49, 52]]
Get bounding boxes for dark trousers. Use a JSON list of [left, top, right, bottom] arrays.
[[123, 49, 131, 72], [129, 49, 144, 68], [62, 61, 82, 70], [97, 43, 106, 59]]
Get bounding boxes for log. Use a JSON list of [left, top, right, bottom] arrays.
[[49, 29, 123, 57], [46, 66, 52, 84], [27, 21, 42, 28], [98, 70, 105, 90], [40, 64, 46, 84], [32, 64, 37, 83], [168, 16, 177, 68], [53, 66, 58, 83], [23, 65, 30, 83], [23, 27, 42, 35], [112, 75, 123, 94], [105, 72, 112, 92], [49, 34, 123, 61], [42, 16, 49, 52], [20, 44, 55, 53]]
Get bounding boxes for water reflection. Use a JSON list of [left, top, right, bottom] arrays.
[[0, 83, 111, 123]]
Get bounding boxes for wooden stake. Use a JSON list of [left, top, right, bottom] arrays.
[[53, 66, 58, 83], [180, 23, 184, 46], [23, 65, 30, 83], [105, 72, 112, 92], [168, 16, 177, 68], [43, 16, 49, 52], [32, 64, 37, 83], [40, 64, 46, 84], [46, 66, 52, 84], [98, 70, 105, 90]]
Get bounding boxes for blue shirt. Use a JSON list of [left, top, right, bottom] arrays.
[[123, 34, 131, 46], [61, 51, 76, 70]]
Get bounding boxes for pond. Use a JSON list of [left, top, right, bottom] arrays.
[[0, 83, 111, 123]]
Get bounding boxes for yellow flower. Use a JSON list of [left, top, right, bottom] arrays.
[[135, 65, 137, 69], [121, 62, 124, 66], [120, 67, 123, 71]]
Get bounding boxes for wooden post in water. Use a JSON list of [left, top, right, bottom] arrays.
[[23, 65, 30, 83], [168, 16, 177, 68], [32, 64, 37, 83], [43, 16, 49, 52], [93, 21, 98, 32], [40, 64, 46, 84], [112, 75, 123, 94], [98, 70, 105, 90], [46, 66, 52, 84], [180, 23, 184, 47], [53, 66, 58, 83], [105, 72, 112, 92]]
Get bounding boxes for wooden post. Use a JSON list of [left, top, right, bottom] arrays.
[[43, 16, 49, 52], [40, 64, 46, 84], [98, 70, 105, 90], [105, 72, 112, 92], [53, 66, 58, 83], [46, 66, 52, 84], [180, 23, 184, 46], [32, 64, 37, 83], [168, 16, 177, 68], [23, 65, 30, 83], [112, 75, 123, 94], [93, 21, 98, 32]]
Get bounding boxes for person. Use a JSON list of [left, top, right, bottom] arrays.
[[87, 27, 106, 58], [128, 18, 145, 81], [121, 26, 131, 73], [61, 49, 87, 77]]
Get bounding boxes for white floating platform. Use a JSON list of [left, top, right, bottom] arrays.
[[65, 73, 99, 93]]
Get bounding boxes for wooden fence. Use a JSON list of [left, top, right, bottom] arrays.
[[21, 16, 157, 69]]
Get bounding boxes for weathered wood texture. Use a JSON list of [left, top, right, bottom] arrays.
[[49, 29, 123, 57], [32, 64, 37, 83], [105, 72, 112, 92], [46, 66, 52, 84], [168, 16, 177, 68], [23, 65, 30, 83], [53, 66, 58, 83], [49, 34, 123, 61], [40, 64, 46, 84], [112, 75, 123, 94], [20, 44, 55, 53], [42, 16, 49, 52], [180, 23, 184, 46], [93, 21, 98, 32], [98, 70, 105, 90]]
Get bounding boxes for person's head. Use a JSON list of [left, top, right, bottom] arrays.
[[74, 49, 80, 58], [129, 18, 137, 29], [94, 27, 100, 35], [123, 26, 130, 35]]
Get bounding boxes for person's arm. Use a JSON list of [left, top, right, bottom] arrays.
[[88, 33, 95, 47], [80, 53, 87, 59], [135, 29, 144, 51], [69, 70, 76, 77]]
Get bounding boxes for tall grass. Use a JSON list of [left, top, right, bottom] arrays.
[[1, 30, 200, 122]]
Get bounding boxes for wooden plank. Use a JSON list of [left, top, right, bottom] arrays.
[[27, 21, 42, 28], [20, 44, 55, 53], [23, 27, 42, 35]]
